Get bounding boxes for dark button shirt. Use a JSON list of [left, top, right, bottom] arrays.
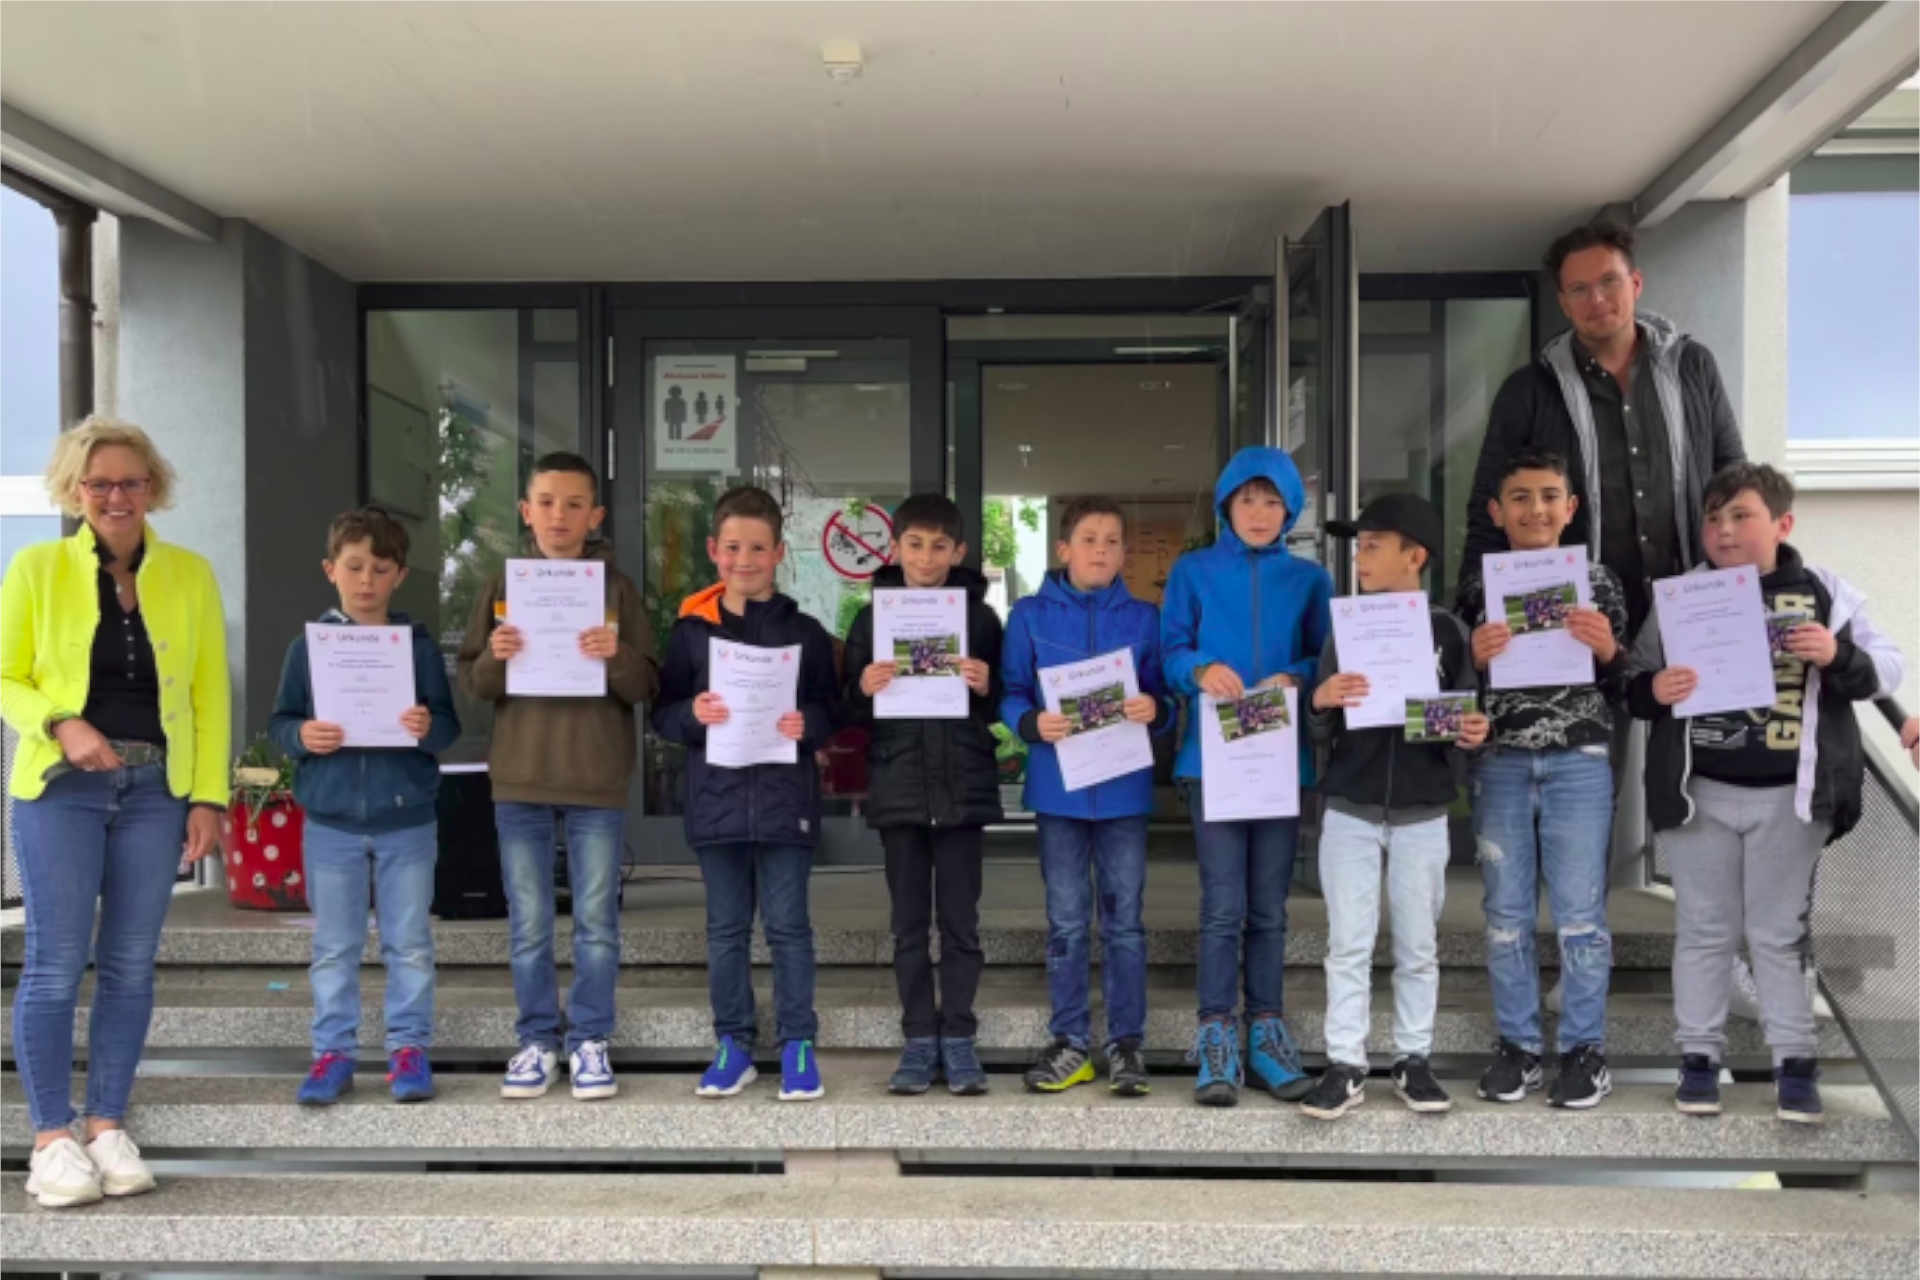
[[1574, 336, 1677, 628], [81, 540, 165, 746]]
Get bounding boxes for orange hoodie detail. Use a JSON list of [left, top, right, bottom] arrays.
[[678, 582, 726, 625]]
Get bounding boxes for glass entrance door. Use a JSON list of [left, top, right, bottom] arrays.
[[608, 306, 941, 862], [1282, 201, 1357, 589]]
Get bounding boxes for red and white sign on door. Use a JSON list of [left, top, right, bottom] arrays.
[[821, 503, 895, 580]]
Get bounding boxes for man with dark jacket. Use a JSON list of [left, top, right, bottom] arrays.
[[1463, 222, 1746, 635], [841, 496, 1005, 1097]]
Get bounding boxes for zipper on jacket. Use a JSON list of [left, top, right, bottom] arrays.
[[1249, 552, 1262, 685], [1085, 594, 1098, 819]]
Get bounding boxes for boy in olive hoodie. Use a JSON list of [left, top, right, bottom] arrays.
[[457, 452, 657, 1103]]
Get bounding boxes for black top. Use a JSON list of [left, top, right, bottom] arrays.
[[1689, 554, 1817, 788], [82, 540, 165, 745], [1573, 338, 1678, 628]]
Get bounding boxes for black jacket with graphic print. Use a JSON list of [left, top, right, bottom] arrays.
[[1454, 560, 1631, 751]]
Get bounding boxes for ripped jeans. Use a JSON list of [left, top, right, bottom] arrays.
[[1471, 745, 1614, 1054]]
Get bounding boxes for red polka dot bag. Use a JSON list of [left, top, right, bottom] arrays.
[[227, 741, 309, 912]]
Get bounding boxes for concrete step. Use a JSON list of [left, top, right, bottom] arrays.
[[14, 865, 1893, 973], [3, 966, 1856, 1066], [4, 1059, 1909, 1172], [3, 1171, 1914, 1277]]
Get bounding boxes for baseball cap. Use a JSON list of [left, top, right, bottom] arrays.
[[1326, 493, 1444, 560]]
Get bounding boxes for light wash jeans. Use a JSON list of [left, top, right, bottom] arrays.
[[496, 803, 624, 1054], [1318, 806, 1451, 1067], [1471, 745, 1615, 1054], [10, 764, 186, 1131], [303, 818, 438, 1055]]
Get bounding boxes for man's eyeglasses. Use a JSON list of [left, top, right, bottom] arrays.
[[80, 478, 152, 497], [1563, 274, 1629, 304]]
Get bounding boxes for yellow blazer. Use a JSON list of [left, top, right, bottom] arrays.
[[1, 522, 230, 803]]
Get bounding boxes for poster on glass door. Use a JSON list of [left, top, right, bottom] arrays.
[[652, 354, 737, 474]]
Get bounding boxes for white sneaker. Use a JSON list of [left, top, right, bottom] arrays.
[[500, 1043, 559, 1099], [26, 1135, 103, 1208], [86, 1127, 156, 1197], [569, 1039, 619, 1100]]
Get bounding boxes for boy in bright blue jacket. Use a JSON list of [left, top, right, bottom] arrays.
[[1001, 496, 1175, 1097], [1162, 447, 1333, 1107]]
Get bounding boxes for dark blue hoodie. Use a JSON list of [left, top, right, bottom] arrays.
[[268, 609, 461, 834], [1161, 447, 1333, 782]]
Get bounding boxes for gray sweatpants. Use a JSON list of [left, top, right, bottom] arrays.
[[1662, 777, 1824, 1064]]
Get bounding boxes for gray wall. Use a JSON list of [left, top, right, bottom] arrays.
[[116, 218, 357, 750]]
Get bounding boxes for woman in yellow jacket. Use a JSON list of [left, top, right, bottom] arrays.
[[1, 418, 229, 1208]]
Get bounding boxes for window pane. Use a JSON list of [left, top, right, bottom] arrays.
[[1789, 190, 1920, 439], [365, 309, 582, 762], [2, 187, 60, 472], [1, 515, 61, 578]]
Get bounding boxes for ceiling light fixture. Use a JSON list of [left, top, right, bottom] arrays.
[[821, 38, 863, 83]]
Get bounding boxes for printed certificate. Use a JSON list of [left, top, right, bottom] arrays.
[[1328, 591, 1438, 729], [1653, 568, 1775, 718], [306, 623, 416, 749], [1482, 546, 1594, 689], [1040, 648, 1153, 792], [1199, 686, 1300, 821], [706, 638, 801, 768], [873, 588, 969, 720], [503, 558, 607, 698]]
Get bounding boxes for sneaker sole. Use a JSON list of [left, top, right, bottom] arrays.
[[1025, 1063, 1096, 1094], [499, 1080, 553, 1099], [100, 1170, 157, 1197], [1109, 1080, 1151, 1097], [392, 1088, 436, 1104], [1261, 1076, 1315, 1102], [947, 1078, 990, 1096], [1675, 1098, 1723, 1116], [1477, 1075, 1544, 1103], [1776, 1107, 1825, 1125], [27, 1179, 103, 1209], [888, 1079, 934, 1095], [1394, 1086, 1452, 1114], [778, 1085, 826, 1101], [695, 1066, 759, 1099], [1194, 1083, 1240, 1108], [1550, 1080, 1613, 1110], [1301, 1089, 1365, 1120], [570, 1082, 619, 1100]]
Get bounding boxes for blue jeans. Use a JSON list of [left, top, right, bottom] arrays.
[[10, 764, 186, 1132], [1184, 781, 1297, 1022], [1034, 813, 1148, 1047], [495, 802, 624, 1054], [1471, 746, 1615, 1054], [696, 843, 817, 1046], [303, 819, 437, 1055]]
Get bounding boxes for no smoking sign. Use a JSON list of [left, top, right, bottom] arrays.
[[821, 504, 894, 581]]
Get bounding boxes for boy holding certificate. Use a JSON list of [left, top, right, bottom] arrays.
[[653, 486, 841, 1102], [457, 453, 657, 1102], [1301, 494, 1487, 1119], [1454, 449, 1630, 1110], [269, 508, 460, 1105], [1162, 447, 1332, 1107], [841, 495, 1003, 1096], [1001, 496, 1174, 1096], [1627, 463, 1903, 1123]]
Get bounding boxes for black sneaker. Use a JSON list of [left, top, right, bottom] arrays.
[[1775, 1057, 1824, 1125], [1299, 1064, 1367, 1120], [1548, 1044, 1612, 1109], [1674, 1054, 1722, 1116], [1023, 1037, 1094, 1093], [1476, 1039, 1544, 1103], [1390, 1055, 1452, 1114], [1106, 1038, 1151, 1097]]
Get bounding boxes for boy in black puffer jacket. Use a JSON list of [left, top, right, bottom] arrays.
[[653, 486, 841, 1103], [841, 495, 1005, 1096]]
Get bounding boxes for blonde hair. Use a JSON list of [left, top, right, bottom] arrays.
[[44, 417, 177, 517]]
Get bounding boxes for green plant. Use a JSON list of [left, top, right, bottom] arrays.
[[231, 734, 295, 826]]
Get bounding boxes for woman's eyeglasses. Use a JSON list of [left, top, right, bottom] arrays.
[[80, 478, 152, 497]]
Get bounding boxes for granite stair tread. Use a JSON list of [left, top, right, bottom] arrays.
[[3, 1061, 1908, 1167], [3, 1172, 1914, 1277]]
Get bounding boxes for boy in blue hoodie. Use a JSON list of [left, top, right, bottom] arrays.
[[269, 507, 460, 1106], [1161, 447, 1333, 1107], [1001, 496, 1175, 1096]]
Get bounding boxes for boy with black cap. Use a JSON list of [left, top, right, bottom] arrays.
[[1301, 493, 1489, 1119]]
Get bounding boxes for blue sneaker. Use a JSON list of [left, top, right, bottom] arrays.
[[297, 1050, 355, 1106], [500, 1043, 558, 1099], [1775, 1057, 1823, 1124], [942, 1036, 989, 1096], [779, 1038, 825, 1101], [889, 1036, 941, 1095], [570, 1039, 618, 1100], [696, 1036, 757, 1098], [387, 1046, 435, 1103], [1188, 1018, 1241, 1107], [1248, 1014, 1312, 1101], [1675, 1054, 1722, 1116]]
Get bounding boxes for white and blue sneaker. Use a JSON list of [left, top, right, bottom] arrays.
[[696, 1035, 758, 1098], [570, 1039, 618, 1100], [500, 1043, 559, 1099]]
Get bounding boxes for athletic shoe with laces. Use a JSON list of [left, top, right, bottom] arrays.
[[1674, 1054, 1722, 1116], [25, 1135, 102, 1208], [569, 1039, 618, 1100], [941, 1036, 989, 1096], [889, 1036, 942, 1095], [1188, 1018, 1242, 1108], [1476, 1039, 1544, 1103], [696, 1035, 757, 1098], [500, 1043, 559, 1099], [84, 1127, 156, 1197], [387, 1045, 435, 1103], [1775, 1057, 1823, 1124], [1391, 1055, 1452, 1113], [1300, 1063, 1368, 1120], [1023, 1036, 1094, 1093], [1548, 1044, 1612, 1109], [779, 1038, 825, 1101], [1248, 1013, 1312, 1101], [297, 1050, 356, 1105], [1106, 1038, 1151, 1097]]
